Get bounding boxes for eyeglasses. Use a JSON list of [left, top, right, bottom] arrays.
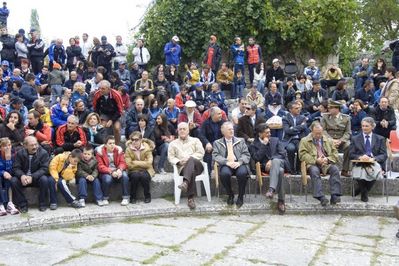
[[131, 138, 141, 142]]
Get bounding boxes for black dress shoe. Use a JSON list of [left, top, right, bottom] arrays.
[[319, 197, 329, 207], [353, 187, 361, 197], [20, 206, 28, 213], [330, 195, 341, 205], [396, 230, 399, 239], [144, 197, 151, 203], [39, 206, 47, 212], [361, 192, 369, 202], [130, 198, 137, 204], [227, 195, 234, 205], [236, 197, 243, 208]]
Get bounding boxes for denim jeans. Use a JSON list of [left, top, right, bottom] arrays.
[[0, 175, 10, 205], [170, 81, 180, 98], [51, 84, 63, 105], [256, 80, 265, 96], [157, 143, 169, 170], [233, 84, 244, 99], [57, 177, 77, 204], [78, 177, 103, 201], [100, 172, 130, 200]]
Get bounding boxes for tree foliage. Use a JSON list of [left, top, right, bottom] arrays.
[[139, 0, 359, 67], [30, 9, 41, 37]]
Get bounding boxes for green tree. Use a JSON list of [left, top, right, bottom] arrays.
[[30, 9, 41, 36], [140, 0, 359, 67]]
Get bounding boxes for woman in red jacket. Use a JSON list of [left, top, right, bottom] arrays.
[[95, 135, 129, 206]]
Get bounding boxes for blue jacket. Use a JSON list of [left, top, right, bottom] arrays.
[[303, 66, 320, 81], [20, 82, 38, 110], [164, 42, 181, 65], [71, 91, 88, 107], [230, 44, 245, 65], [48, 43, 66, 64], [207, 91, 226, 109], [0, 156, 12, 177], [163, 107, 180, 121], [50, 103, 73, 127], [0, 6, 9, 24]]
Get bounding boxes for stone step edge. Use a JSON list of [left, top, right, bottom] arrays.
[[0, 199, 396, 236]]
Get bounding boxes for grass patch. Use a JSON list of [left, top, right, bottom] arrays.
[[168, 244, 181, 252], [121, 217, 146, 224], [88, 252, 133, 262], [142, 250, 168, 264], [5, 235, 45, 246], [162, 194, 175, 202], [54, 250, 88, 265], [91, 240, 110, 249], [181, 224, 214, 244], [248, 258, 268, 264]]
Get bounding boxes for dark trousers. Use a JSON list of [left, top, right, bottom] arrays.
[[57, 177, 76, 203], [309, 164, 342, 198], [286, 140, 300, 173], [356, 179, 376, 195], [100, 172, 130, 200], [220, 164, 248, 198], [248, 63, 257, 85], [10, 175, 57, 208], [181, 157, 204, 197], [31, 57, 43, 74], [0, 175, 10, 204], [129, 170, 151, 199], [78, 177, 103, 201]]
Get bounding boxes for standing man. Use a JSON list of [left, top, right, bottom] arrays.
[[27, 29, 45, 75], [0, 26, 16, 69], [230, 37, 245, 76], [250, 123, 288, 214], [168, 122, 205, 209], [213, 122, 250, 208], [299, 122, 342, 206], [321, 100, 352, 177], [352, 58, 372, 92], [10, 136, 57, 212], [203, 35, 222, 75], [246, 37, 262, 85], [114, 35, 128, 70], [80, 33, 92, 61], [47, 39, 66, 70], [0, 2, 9, 26], [92, 80, 124, 145], [164, 36, 182, 68], [133, 39, 151, 71]]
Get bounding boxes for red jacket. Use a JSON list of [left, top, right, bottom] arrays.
[[96, 145, 127, 174], [56, 124, 87, 150], [178, 109, 203, 127], [175, 93, 191, 110], [92, 88, 124, 115], [25, 123, 52, 144]]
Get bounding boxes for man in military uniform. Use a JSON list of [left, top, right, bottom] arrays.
[[321, 100, 351, 177]]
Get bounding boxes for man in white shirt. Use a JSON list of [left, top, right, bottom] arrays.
[[80, 33, 92, 60], [114, 35, 128, 70], [132, 39, 151, 71]]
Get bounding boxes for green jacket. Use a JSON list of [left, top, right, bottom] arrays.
[[298, 133, 339, 174], [76, 158, 99, 179]]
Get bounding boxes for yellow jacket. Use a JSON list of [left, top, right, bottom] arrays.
[[49, 152, 78, 181], [30, 107, 53, 127]]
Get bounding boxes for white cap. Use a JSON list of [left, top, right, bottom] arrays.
[[185, 100, 196, 108], [172, 35, 180, 42], [272, 58, 279, 63]]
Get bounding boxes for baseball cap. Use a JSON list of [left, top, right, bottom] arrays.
[[272, 58, 279, 63], [172, 35, 179, 42]]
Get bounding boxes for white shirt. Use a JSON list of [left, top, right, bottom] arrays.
[[81, 41, 92, 60]]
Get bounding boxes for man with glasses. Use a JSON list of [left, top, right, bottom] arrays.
[[92, 80, 124, 145], [168, 122, 205, 209], [250, 123, 288, 214], [236, 102, 265, 144]]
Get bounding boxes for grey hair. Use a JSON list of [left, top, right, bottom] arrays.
[[221, 121, 234, 130], [67, 115, 79, 124], [98, 80, 111, 88], [210, 107, 221, 117], [177, 122, 189, 129], [33, 98, 45, 109], [361, 117, 376, 128]]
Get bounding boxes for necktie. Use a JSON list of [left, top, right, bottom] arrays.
[[365, 135, 371, 156], [140, 47, 143, 63], [316, 140, 325, 158], [227, 141, 235, 162]]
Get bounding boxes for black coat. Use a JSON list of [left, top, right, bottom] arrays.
[[371, 106, 396, 138], [66, 45, 84, 67], [305, 88, 328, 112], [266, 66, 285, 85], [13, 146, 50, 181], [0, 123, 24, 148], [200, 118, 224, 146], [282, 113, 309, 143], [249, 137, 290, 171], [349, 133, 387, 169], [236, 115, 266, 141], [0, 34, 15, 62]]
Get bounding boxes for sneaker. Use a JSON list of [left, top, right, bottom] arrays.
[[121, 198, 129, 206], [79, 199, 86, 208], [50, 203, 58, 210], [102, 199, 109, 206], [0, 205, 7, 216], [97, 200, 104, 207], [39, 205, 47, 212], [6, 202, 19, 215], [158, 168, 166, 174], [70, 200, 83, 208]]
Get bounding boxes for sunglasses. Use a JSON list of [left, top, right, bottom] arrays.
[[131, 138, 141, 142]]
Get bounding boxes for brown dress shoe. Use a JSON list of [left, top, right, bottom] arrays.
[[277, 200, 286, 215], [178, 181, 188, 193], [187, 198, 196, 209], [341, 170, 351, 177]]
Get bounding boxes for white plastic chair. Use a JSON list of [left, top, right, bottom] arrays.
[[173, 161, 211, 205]]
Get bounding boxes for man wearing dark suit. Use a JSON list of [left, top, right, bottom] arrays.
[[349, 117, 387, 202], [283, 102, 309, 173], [305, 80, 328, 114], [236, 103, 266, 144], [249, 123, 288, 214]]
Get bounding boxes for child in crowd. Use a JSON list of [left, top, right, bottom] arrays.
[[48, 62, 66, 105], [49, 149, 83, 208], [76, 146, 104, 207], [0, 137, 19, 215], [185, 62, 200, 85], [233, 69, 245, 100]]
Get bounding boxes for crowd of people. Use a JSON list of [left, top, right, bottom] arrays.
[[0, 5, 397, 224]]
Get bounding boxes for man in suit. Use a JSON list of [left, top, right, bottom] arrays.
[[283, 102, 309, 174], [236, 102, 266, 144], [305, 80, 328, 114], [349, 117, 387, 202], [321, 100, 352, 177], [299, 122, 342, 206], [250, 123, 288, 214], [213, 122, 251, 208]]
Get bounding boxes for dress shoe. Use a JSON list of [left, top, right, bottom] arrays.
[[396, 230, 399, 239], [187, 198, 196, 209], [352, 187, 361, 197], [236, 197, 244, 208], [130, 198, 137, 204], [39, 205, 47, 212], [227, 195, 234, 205], [319, 197, 329, 207], [266, 188, 275, 199], [277, 200, 286, 215], [144, 197, 151, 203], [330, 195, 341, 205], [178, 181, 188, 193], [19, 206, 28, 213], [341, 170, 351, 177]]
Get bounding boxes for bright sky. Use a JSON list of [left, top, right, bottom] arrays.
[[6, 0, 152, 46]]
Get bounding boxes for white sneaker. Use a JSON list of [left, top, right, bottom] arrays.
[[79, 199, 86, 207], [6, 202, 19, 215], [102, 199, 109, 206], [97, 200, 104, 207], [121, 198, 129, 206], [0, 205, 6, 216]]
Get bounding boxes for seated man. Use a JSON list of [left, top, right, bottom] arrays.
[[125, 98, 154, 137], [352, 58, 372, 92], [250, 123, 288, 214], [50, 97, 74, 128], [321, 100, 351, 177], [320, 64, 344, 90], [283, 102, 309, 174], [10, 136, 57, 212], [231, 98, 247, 125], [371, 97, 396, 138], [32, 98, 53, 127], [350, 117, 387, 202], [189, 83, 208, 113], [55, 115, 87, 153], [299, 122, 342, 206], [213, 121, 250, 208], [236, 102, 266, 144], [201, 100, 228, 122], [177, 100, 203, 138], [168, 122, 205, 209], [303, 59, 320, 81], [25, 110, 52, 154], [163, 98, 180, 128], [304, 80, 328, 114]]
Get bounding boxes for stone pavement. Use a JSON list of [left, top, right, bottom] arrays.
[[0, 213, 399, 265]]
